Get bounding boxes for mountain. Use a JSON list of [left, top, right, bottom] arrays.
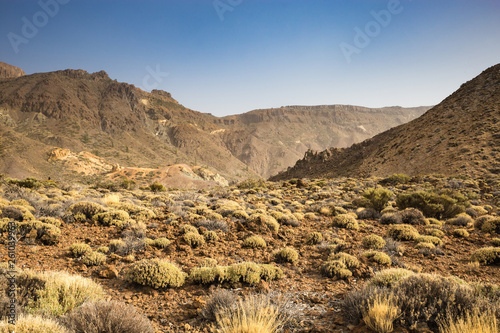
[[0, 61, 25, 79], [0, 63, 430, 184], [217, 105, 429, 178], [270, 63, 500, 181]]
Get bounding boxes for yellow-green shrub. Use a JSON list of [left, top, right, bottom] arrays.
[[368, 268, 415, 288], [332, 214, 359, 230], [306, 232, 323, 245], [203, 230, 219, 242], [470, 247, 500, 265], [22, 270, 105, 316], [328, 252, 360, 269], [321, 260, 352, 279], [125, 259, 186, 288], [69, 243, 92, 257], [416, 235, 443, 246], [362, 235, 386, 249], [363, 251, 392, 265], [242, 235, 266, 248], [274, 247, 299, 264], [82, 251, 107, 266], [92, 209, 130, 227], [183, 232, 205, 247], [386, 225, 419, 241]]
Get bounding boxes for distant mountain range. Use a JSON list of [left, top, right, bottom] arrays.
[[0, 61, 430, 186], [271, 63, 500, 181]]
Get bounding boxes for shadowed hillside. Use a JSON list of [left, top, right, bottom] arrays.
[[271, 64, 500, 180]]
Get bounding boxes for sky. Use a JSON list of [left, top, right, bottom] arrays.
[[0, 0, 499, 117]]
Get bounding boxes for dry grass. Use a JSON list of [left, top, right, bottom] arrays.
[[0, 314, 69, 333], [439, 310, 498, 333], [216, 295, 286, 333], [362, 294, 399, 333]]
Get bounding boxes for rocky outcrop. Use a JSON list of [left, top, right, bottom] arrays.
[[0, 61, 25, 79], [48, 148, 115, 175]]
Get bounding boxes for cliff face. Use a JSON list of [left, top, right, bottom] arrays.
[[0, 61, 25, 79], [271, 63, 500, 180]]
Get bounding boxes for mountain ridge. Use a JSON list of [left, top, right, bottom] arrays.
[[270, 63, 500, 180], [0, 62, 431, 184]]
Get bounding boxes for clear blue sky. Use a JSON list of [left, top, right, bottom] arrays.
[[1, 0, 499, 116]]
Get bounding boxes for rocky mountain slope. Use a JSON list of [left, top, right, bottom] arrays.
[[0, 63, 429, 183], [271, 63, 500, 180], [0, 61, 25, 79]]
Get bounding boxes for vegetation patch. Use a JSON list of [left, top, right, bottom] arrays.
[[125, 259, 186, 289], [332, 214, 359, 230]]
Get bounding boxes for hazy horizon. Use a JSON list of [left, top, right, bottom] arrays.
[[1, 0, 499, 116]]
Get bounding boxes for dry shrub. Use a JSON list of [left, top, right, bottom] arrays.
[[362, 235, 386, 249], [306, 232, 323, 245], [332, 214, 359, 230], [190, 266, 226, 284], [125, 259, 186, 289], [195, 219, 229, 232], [4, 269, 106, 317], [190, 262, 283, 285], [81, 251, 107, 266], [328, 252, 360, 269], [203, 230, 219, 242], [0, 220, 61, 245], [439, 310, 498, 333], [356, 207, 381, 220], [201, 289, 237, 321], [452, 229, 470, 238], [380, 212, 402, 225], [242, 236, 267, 248], [69, 243, 92, 257], [92, 209, 130, 227], [321, 260, 352, 279], [109, 239, 128, 255], [448, 213, 473, 226], [482, 218, 500, 234], [183, 232, 206, 247], [61, 300, 154, 333], [471, 247, 500, 265], [248, 214, 280, 233], [400, 208, 426, 225], [215, 293, 291, 333], [0, 314, 68, 333], [363, 251, 392, 266], [274, 248, 299, 264], [368, 268, 414, 288], [343, 273, 496, 330], [341, 285, 385, 324], [416, 235, 443, 246], [475, 215, 495, 230], [386, 224, 419, 241], [391, 274, 493, 330], [153, 237, 171, 248], [67, 201, 106, 221], [363, 294, 399, 333]]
